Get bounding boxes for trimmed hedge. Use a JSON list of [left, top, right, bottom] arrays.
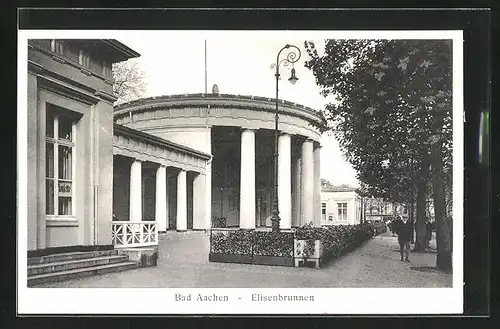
[[210, 222, 385, 267], [210, 229, 253, 255], [209, 230, 294, 257], [296, 222, 375, 263], [252, 231, 294, 257]]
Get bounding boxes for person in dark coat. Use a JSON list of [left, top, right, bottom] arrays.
[[396, 216, 412, 262]]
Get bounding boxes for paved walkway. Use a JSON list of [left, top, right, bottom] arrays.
[[37, 231, 452, 288]]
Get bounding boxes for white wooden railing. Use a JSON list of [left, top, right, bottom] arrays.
[[112, 221, 159, 248]]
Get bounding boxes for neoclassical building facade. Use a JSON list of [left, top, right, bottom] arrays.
[[25, 38, 326, 257], [113, 93, 327, 231], [26, 39, 140, 251]]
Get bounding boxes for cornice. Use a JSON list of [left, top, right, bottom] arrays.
[[28, 60, 43, 73], [102, 39, 141, 60], [28, 43, 113, 84], [114, 124, 211, 161], [95, 90, 118, 103], [113, 94, 327, 130], [37, 75, 100, 105]]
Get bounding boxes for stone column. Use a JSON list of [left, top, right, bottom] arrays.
[[155, 165, 167, 232], [129, 159, 142, 222], [176, 170, 188, 231], [205, 128, 212, 230], [36, 96, 47, 249], [239, 129, 256, 229], [205, 162, 212, 229], [293, 155, 301, 227], [313, 144, 322, 227], [278, 133, 292, 229], [193, 172, 207, 229], [300, 139, 314, 225]]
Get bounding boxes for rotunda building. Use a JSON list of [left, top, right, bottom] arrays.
[[113, 93, 327, 231]]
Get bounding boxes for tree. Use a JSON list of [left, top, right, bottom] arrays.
[[304, 39, 453, 272], [321, 178, 335, 189], [113, 59, 147, 105]]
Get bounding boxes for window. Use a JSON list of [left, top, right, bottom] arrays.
[[337, 202, 348, 221], [102, 61, 112, 78], [321, 203, 327, 222], [46, 105, 76, 216], [79, 50, 91, 68], [50, 39, 65, 56]]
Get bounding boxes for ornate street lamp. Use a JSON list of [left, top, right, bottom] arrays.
[[269, 44, 301, 232]]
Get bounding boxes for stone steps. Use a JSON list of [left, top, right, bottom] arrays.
[[27, 250, 140, 286], [28, 254, 130, 276], [28, 249, 119, 266], [28, 261, 140, 286]]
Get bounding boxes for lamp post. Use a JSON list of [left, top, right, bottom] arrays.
[[270, 44, 301, 232]]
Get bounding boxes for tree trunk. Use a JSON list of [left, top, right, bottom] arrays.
[[431, 140, 452, 272], [407, 196, 414, 243], [414, 160, 430, 251]]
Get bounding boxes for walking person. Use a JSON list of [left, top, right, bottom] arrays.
[[397, 216, 412, 262]]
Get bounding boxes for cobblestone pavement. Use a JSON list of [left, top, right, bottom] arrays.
[[36, 231, 452, 288]]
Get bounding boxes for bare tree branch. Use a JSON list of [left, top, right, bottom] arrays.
[[112, 59, 148, 105]]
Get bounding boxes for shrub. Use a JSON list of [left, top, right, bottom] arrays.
[[252, 231, 294, 257], [295, 223, 375, 264], [210, 229, 294, 257], [210, 222, 380, 267], [294, 222, 324, 240], [370, 220, 388, 236], [210, 230, 253, 255]]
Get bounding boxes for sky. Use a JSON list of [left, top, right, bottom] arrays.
[[117, 33, 359, 187]]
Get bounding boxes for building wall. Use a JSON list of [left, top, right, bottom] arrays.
[[142, 168, 156, 221], [28, 42, 114, 97], [167, 174, 177, 229], [94, 100, 115, 246], [27, 39, 119, 250], [192, 172, 207, 229], [134, 111, 321, 142], [27, 73, 39, 250], [187, 172, 194, 229], [112, 157, 130, 222], [143, 127, 211, 154], [114, 95, 325, 230], [36, 88, 92, 248], [320, 191, 360, 226]]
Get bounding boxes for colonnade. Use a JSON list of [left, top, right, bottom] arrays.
[[238, 129, 321, 229], [126, 159, 205, 231]]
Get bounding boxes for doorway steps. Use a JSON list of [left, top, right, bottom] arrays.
[[27, 249, 139, 286]]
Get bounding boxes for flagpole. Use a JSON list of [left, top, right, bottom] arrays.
[[204, 39, 207, 94]]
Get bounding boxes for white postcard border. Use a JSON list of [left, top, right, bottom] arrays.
[[17, 29, 464, 315]]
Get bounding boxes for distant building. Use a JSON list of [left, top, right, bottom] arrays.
[[320, 185, 364, 226]]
